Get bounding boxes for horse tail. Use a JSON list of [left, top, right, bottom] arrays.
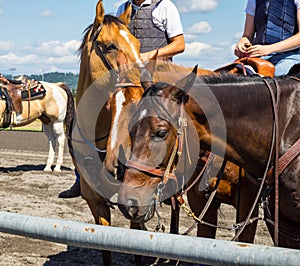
[[57, 82, 76, 158]]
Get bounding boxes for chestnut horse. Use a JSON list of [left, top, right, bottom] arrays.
[[118, 68, 300, 249], [0, 75, 74, 172], [69, 1, 146, 265]]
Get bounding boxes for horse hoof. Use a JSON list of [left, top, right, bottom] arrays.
[[43, 166, 52, 172], [53, 167, 61, 173]]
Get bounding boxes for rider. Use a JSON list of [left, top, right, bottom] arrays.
[[234, 0, 300, 76], [58, 0, 185, 198]]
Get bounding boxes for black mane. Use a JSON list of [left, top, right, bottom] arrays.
[[78, 14, 125, 57]]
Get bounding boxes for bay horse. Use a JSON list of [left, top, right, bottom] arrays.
[[0, 74, 74, 172], [118, 68, 300, 249], [107, 60, 258, 244]]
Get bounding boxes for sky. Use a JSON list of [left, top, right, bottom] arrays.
[[0, 0, 247, 76]]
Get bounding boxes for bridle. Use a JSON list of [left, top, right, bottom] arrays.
[[125, 99, 188, 202], [91, 23, 119, 82]]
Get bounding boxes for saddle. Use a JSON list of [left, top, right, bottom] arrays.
[[0, 75, 24, 114], [0, 75, 46, 127], [214, 57, 275, 78]]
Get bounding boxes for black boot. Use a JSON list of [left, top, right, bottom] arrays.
[[59, 181, 81, 198]]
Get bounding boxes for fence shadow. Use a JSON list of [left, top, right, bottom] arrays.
[[44, 245, 193, 266]]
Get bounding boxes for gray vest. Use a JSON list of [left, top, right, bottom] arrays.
[[128, 0, 169, 53], [254, 0, 298, 49]]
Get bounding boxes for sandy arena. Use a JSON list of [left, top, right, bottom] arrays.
[[0, 130, 273, 265]]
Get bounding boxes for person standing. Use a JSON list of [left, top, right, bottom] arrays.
[[58, 0, 185, 198], [234, 0, 300, 76], [116, 0, 185, 62]]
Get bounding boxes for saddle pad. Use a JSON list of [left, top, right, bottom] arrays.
[[21, 82, 46, 100]]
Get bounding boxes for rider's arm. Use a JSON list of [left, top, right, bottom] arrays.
[[248, 8, 300, 55]]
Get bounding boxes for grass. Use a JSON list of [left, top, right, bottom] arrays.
[[5, 120, 43, 132]]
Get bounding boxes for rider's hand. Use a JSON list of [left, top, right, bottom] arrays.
[[234, 37, 251, 58], [245, 44, 272, 57]]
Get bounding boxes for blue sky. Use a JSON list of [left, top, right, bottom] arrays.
[[0, 0, 247, 75]]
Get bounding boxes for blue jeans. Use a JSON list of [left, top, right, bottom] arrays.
[[262, 50, 300, 76]]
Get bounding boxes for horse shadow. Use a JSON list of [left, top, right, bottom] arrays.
[[0, 164, 72, 173]]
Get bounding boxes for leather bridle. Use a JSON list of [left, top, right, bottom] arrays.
[[125, 100, 187, 202], [92, 24, 119, 82]]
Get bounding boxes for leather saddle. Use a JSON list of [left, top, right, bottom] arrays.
[[0, 75, 46, 118], [214, 57, 275, 78], [0, 75, 24, 114]]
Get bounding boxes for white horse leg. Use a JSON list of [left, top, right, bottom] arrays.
[[52, 121, 65, 172], [43, 123, 56, 172]]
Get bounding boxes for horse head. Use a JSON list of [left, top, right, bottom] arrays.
[[76, 0, 143, 103], [117, 67, 199, 222]]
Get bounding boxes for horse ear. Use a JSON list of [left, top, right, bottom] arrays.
[[95, 0, 105, 26], [119, 3, 132, 26], [175, 64, 198, 93], [140, 68, 153, 90]]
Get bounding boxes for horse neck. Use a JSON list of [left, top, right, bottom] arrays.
[[190, 78, 275, 176]]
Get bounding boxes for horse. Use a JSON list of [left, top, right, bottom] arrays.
[[68, 1, 147, 265], [106, 60, 258, 245], [118, 67, 300, 249], [0, 74, 74, 172]]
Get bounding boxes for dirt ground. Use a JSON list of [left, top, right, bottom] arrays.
[[0, 130, 273, 266]]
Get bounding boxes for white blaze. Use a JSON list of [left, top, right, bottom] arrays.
[[119, 29, 143, 68], [111, 90, 126, 150]]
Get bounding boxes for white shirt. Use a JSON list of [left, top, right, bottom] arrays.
[[245, 0, 300, 16], [116, 0, 183, 38]]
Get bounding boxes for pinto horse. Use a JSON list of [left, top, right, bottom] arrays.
[[118, 68, 300, 249], [0, 75, 74, 172]]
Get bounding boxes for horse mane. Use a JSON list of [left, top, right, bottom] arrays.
[[78, 15, 126, 58], [196, 71, 300, 87], [130, 82, 175, 129]]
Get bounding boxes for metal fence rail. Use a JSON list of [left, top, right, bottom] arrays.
[[0, 211, 299, 265]]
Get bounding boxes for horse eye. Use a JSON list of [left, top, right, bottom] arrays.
[[156, 130, 168, 139], [105, 43, 117, 51]]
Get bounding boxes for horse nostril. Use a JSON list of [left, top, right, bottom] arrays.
[[127, 199, 139, 218]]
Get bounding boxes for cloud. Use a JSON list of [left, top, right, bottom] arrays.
[[175, 41, 236, 70], [184, 42, 212, 57], [0, 40, 81, 75], [0, 9, 3, 15], [0, 41, 14, 53], [233, 31, 242, 40], [34, 40, 81, 57], [186, 21, 212, 34], [175, 0, 218, 13], [40, 10, 54, 17]]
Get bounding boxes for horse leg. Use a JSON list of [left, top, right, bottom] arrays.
[[52, 121, 65, 172], [80, 177, 113, 265], [234, 178, 259, 243], [265, 188, 300, 249], [187, 188, 220, 238], [42, 123, 56, 172], [169, 200, 180, 234]]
